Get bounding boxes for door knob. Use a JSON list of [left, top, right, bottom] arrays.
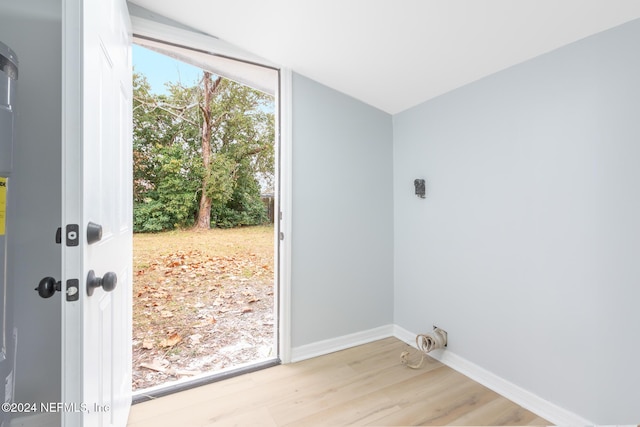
[[86, 270, 117, 296], [35, 277, 61, 298]]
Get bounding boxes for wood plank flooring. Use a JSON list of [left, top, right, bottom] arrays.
[[127, 337, 550, 426]]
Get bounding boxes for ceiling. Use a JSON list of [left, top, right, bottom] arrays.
[[129, 0, 640, 114]]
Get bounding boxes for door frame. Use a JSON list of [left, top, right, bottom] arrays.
[[276, 68, 292, 364], [129, 14, 293, 366]]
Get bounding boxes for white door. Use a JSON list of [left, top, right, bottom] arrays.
[[62, 0, 132, 426]]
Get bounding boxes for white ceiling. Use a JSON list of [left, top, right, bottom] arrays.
[[129, 0, 640, 114]]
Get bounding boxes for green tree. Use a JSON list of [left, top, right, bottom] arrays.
[[132, 70, 274, 232]]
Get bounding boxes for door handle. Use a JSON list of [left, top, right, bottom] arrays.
[[86, 270, 117, 296], [35, 277, 61, 298], [35, 277, 80, 301]]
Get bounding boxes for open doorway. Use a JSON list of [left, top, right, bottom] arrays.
[[130, 43, 279, 396]]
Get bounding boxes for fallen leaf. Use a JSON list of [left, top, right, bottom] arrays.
[[153, 358, 169, 367], [189, 334, 203, 345], [241, 307, 253, 314], [193, 317, 216, 328], [160, 333, 181, 348], [140, 361, 167, 373], [142, 339, 154, 350]]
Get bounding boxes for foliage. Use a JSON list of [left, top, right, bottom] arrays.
[[211, 167, 268, 228], [133, 70, 274, 231]]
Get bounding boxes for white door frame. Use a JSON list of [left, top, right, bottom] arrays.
[[129, 15, 293, 364], [276, 68, 292, 364]]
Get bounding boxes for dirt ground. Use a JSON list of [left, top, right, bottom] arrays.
[[132, 226, 275, 391]]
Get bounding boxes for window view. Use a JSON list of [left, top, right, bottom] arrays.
[[131, 45, 277, 392]]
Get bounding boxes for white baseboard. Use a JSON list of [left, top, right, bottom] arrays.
[[290, 324, 394, 362], [393, 325, 593, 426], [393, 324, 419, 345]]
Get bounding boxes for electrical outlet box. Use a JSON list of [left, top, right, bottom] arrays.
[[433, 325, 448, 347], [414, 178, 426, 198]]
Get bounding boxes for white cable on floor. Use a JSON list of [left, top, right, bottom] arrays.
[[400, 328, 447, 369]]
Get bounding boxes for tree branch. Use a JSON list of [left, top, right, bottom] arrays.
[[134, 95, 199, 126]]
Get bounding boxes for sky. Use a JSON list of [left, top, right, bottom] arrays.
[[133, 44, 203, 94], [132, 44, 275, 193]]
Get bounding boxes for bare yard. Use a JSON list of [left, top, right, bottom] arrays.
[[132, 226, 275, 391]]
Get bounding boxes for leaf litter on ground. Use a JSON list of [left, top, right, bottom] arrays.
[[132, 226, 275, 390]]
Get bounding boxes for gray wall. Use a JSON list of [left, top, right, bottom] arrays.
[[291, 74, 394, 347], [0, 0, 62, 422], [2, 3, 637, 424], [393, 19, 640, 424]]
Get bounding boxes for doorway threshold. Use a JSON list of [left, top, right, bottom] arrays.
[[132, 357, 280, 404]]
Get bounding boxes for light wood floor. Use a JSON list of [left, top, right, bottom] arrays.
[[127, 337, 550, 426]]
